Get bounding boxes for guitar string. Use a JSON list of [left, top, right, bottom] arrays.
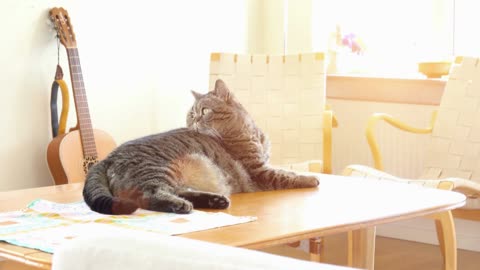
[[56, 33, 60, 65]]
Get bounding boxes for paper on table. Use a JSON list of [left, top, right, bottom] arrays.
[[0, 199, 257, 253]]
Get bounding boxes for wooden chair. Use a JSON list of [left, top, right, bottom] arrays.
[[343, 56, 480, 270], [209, 52, 337, 261]]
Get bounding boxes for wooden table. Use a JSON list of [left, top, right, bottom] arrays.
[[0, 174, 466, 270]]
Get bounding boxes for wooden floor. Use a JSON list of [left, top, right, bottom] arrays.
[[1, 235, 479, 269], [261, 234, 480, 270]]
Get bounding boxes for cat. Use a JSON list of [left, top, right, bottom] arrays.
[[83, 79, 320, 215]]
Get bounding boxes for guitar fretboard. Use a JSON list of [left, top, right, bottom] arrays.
[[66, 48, 98, 158]]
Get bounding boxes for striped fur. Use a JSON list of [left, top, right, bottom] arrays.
[[83, 80, 319, 215]]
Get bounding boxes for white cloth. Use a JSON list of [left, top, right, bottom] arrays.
[[52, 232, 355, 270], [346, 164, 480, 209]]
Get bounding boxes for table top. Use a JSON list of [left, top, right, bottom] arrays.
[[0, 173, 466, 269]]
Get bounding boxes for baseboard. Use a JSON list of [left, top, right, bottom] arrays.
[[376, 217, 480, 252]]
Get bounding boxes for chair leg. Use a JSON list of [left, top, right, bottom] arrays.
[[348, 227, 376, 270], [309, 237, 325, 262], [432, 211, 457, 270]]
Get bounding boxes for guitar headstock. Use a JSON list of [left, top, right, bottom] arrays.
[[49, 7, 76, 48]]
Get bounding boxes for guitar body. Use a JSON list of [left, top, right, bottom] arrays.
[[47, 129, 116, 185]]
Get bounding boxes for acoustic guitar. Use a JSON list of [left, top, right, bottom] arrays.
[[47, 7, 116, 185]]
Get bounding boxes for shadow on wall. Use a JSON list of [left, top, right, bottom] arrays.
[[2, 5, 67, 190]]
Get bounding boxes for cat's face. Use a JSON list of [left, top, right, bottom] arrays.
[[187, 80, 250, 138]]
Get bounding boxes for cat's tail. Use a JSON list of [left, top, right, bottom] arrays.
[[83, 162, 139, 215]]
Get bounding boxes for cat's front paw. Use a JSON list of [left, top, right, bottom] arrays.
[[297, 175, 320, 188]]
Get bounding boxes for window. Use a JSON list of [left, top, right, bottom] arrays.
[[453, 0, 480, 56], [311, 0, 480, 76]]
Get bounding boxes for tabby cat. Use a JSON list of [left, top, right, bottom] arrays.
[[83, 79, 320, 215]]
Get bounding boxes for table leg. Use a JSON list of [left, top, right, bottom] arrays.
[[309, 237, 325, 262], [430, 211, 457, 270], [348, 227, 376, 270]]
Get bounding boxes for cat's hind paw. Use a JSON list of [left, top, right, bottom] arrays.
[[208, 194, 230, 209], [178, 190, 230, 209], [171, 200, 194, 214], [112, 198, 139, 215]]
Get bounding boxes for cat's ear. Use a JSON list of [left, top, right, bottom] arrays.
[[213, 79, 232, 102], [191, 90, 203, 100]]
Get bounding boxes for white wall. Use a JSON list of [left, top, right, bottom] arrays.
[[0, 0, 248, 191]]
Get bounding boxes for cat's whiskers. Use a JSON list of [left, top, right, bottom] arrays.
[[197, 125, 222, 141]]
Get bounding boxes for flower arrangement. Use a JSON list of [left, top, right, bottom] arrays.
[[327, 25, 368, 73], [340, 33, 366, 55]]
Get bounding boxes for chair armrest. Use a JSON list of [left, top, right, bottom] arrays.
[[322, 104, 338, 174], [442, 177, 480, 198], [366, 110, 437, 170]]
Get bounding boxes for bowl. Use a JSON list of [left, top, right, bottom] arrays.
[[418, 61, 451, 78]]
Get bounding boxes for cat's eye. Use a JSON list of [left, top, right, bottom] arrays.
[[201, 108, 212, 115]]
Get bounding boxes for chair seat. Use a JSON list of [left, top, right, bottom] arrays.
[[345, 164, 480, 210]]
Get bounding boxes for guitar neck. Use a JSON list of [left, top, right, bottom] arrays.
[[66, 47, 98, 159]]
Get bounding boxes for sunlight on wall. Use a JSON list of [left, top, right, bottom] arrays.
[[0, 0, 248, 190], [150, 0, 247, 132], [75, 0, 248, 139]]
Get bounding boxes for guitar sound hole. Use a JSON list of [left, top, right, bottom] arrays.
[[83, 157, 98, 174]]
